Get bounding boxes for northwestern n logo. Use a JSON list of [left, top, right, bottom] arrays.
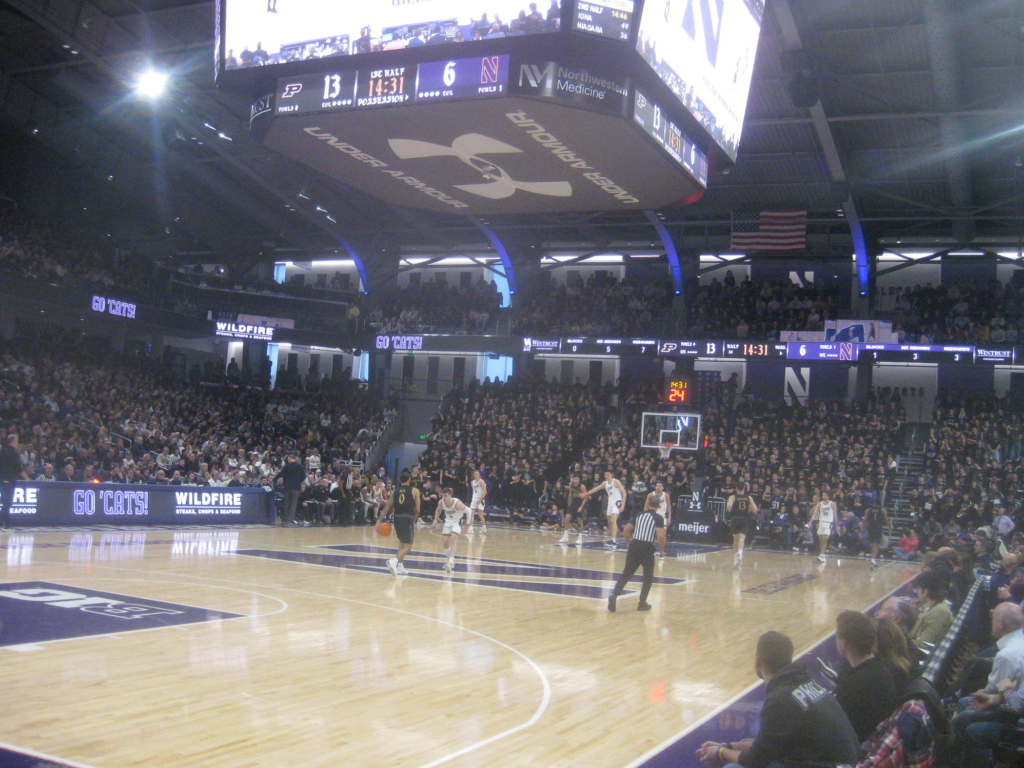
[[682, 0, 725, 67], [389, 133, 572, 200], [784, 366, 810, 406]]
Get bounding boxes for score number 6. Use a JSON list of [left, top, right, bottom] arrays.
[[444, 61, 456, 87]]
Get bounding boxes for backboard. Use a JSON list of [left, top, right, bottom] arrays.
[[640, 412, 701, 452]]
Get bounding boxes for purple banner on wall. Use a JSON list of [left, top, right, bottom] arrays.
[[746, 361, 849, 403], [937, 364, 993, 396], [940, 257, 996, 289]]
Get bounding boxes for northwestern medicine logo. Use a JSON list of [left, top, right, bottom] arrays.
[[388, 133, 572, 200], [517, 62, 628, 102]]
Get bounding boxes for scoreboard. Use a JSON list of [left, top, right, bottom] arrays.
[[572, 0, 636, 41], [274, 55, 510, 116], [374, 334, 1021, 366]]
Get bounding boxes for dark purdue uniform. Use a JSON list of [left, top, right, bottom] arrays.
[[730, 494, 753, 535], [608, 509, 662, 611], [392, 484, 417, 545]]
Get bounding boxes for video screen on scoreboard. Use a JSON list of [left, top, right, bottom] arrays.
[[223, 0, 563, 71], [635, 0, 764, 160]]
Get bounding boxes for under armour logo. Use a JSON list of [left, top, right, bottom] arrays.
[[388, 133, 572, 200], [281, 83, 303, 98]]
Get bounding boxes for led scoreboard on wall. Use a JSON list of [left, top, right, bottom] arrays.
[[573, 0, 635, 41], [273, 55, 510, 116], [859, 344, 973, 364]]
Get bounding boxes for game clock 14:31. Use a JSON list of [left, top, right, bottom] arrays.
[[356, 66, 412, 107]]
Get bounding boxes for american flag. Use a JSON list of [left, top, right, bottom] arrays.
[[730, 210, 808, 252]]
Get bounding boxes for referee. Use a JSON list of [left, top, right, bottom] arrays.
[[607, 505, 662, 612]]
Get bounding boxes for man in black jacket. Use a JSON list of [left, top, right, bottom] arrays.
[[1, 434, 31, 529], [697, 631, 860, 768], [834, 610, 900, 742], [273, 455, 305, 525]]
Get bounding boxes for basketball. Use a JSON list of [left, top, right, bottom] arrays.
[[375, 521, 392, 537]]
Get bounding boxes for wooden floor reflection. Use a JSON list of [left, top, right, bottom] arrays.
[[0, 526, 918, 768]]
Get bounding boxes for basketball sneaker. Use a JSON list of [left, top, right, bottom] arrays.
[[464, 526, 473, 535], [576, 535, 584, 547], [870, 559, 878, 570], [480, 526, 487, 535], [447, 557, 455, 571], [396, 563, 410, 576], [386, 558, 398, 576], [818, 554, 826, 564], [558, 531, 570, 544], [637, 603, 652, 612]]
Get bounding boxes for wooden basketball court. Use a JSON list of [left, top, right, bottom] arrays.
[[0, 525, 918, 768]]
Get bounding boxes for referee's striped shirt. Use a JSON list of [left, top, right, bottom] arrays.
[[632, 510, 658, 543]]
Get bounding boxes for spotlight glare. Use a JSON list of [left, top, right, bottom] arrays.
[[136, 70, 168, 98]]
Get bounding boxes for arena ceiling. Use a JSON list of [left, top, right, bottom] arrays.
[[0, 0, 1022, 275]]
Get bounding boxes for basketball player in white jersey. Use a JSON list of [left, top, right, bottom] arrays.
[[644, 481, 672, 559], [466, 468, 487, 535], [808, 489, 838, 563], [432, 487, 470, 572], [579, 470, 628, 550]]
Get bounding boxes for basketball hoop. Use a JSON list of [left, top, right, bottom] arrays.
[[658, 442, 674, 460]]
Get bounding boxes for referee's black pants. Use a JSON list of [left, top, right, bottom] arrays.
[[611, 539, 656, 604]]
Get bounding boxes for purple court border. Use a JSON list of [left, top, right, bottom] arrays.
[[626, 566, 922, 768]]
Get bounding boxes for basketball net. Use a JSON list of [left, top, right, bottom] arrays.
[[658, 442, 674, 460]]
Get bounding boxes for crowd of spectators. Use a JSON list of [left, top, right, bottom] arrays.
[[685, 271, 841, 339], [903, 392, 1024, 555], [512, 274, 673, 336], [418, 376, 606, 514], [890, 279, 1024, 344], [0, 334, 395, 523], [0, 205, 151, 296], [366, 277, 502, 334]]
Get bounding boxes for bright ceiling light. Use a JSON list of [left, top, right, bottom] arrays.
[[136, 70, 168, 98]]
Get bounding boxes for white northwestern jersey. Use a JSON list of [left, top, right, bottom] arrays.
[[471, 478, 486, 500], [604, 479, 624, 513], [441, 497, 466, 523], [652, 492, 669, 516], [818, 500, 836, 524]]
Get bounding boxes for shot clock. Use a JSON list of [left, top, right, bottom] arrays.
[[664, 379, 690, 404]]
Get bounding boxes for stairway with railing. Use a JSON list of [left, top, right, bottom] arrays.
[[886, 448, 927, 534]]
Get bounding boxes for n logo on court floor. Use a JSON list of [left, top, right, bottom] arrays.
[[0, 581, 242, 646]]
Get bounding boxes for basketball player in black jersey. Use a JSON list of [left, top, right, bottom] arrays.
[[380, 469, 420, 576], [727, 484, 759, 568], [559, 473, 587, 547]]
